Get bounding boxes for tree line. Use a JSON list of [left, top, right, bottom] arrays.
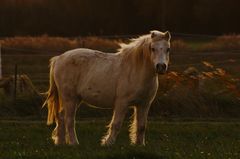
[[0, 0, 239, 36]]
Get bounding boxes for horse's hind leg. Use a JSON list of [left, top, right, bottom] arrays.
[[129, 105, 150, 145], [52, 111, 66, 145], [101, 101, 128, 146], [62, 97, 79, 145]]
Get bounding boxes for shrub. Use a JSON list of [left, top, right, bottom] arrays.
[[0, 35, 121, 54], [171, 40, 190, 51], [200, 34, 240, 51]]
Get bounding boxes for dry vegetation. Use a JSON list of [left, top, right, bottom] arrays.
[[171, 40, 191, 51], [0, 35, 121, 53], [172, 34, 240, 52], [1, 34, 240, 53], [0, 35, 240, 118], [200, 34, 240, 51], [153, 62, 240, 118]]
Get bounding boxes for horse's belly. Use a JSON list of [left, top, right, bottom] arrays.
[[81, 90, 115, 108], [78, 76, 118, 108]]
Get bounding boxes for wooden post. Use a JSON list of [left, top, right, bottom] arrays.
[[0, 44, 2, 79], [13, 64, 18, 102]]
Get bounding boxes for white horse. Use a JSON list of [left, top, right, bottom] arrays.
[[43, 30, 171, 146]]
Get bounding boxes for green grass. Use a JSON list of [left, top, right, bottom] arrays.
[[0, 120, 239, 159]]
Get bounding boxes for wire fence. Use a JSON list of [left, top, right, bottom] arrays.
[[1, 33, 240, 85], [2, 45, 240, 56], [0, 34, 240, 118]]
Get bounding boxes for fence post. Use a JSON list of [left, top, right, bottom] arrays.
[[13, 64, 18, 103], [0, 44, 2, 79]]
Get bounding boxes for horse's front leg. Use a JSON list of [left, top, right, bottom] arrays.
[[101, 100, 128, 146], [129, 104, 150, 145]]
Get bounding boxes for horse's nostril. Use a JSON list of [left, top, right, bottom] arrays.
[[156, 63, 166, 70], [162, 64, 166, 70]]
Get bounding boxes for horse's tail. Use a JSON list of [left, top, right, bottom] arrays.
[[42, 56, 61, 125]]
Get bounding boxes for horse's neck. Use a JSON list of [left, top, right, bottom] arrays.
[[122, 47, 156, 79]]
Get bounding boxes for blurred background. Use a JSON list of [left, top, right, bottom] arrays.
[[1, 1, 240, 158], [0, 0, 240, 119], [0, 0, 240, 36]]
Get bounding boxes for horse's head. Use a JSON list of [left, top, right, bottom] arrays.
[[149, 30, 171, 74]]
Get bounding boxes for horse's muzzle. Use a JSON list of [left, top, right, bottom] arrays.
[[156, 63, 167, 74]]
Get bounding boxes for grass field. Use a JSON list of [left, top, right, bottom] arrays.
[[0, 120, 240, 159]]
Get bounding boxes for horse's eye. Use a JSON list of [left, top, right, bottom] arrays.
[[167, 48, 170, 52], [151, 48, 155, 52]]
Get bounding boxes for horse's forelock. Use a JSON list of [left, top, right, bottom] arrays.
[[151, 30, 171, 42]]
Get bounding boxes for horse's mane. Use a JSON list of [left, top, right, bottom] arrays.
[[117, 31, 169, 68], [117, 34, 152, 68], [118, 34, 151, 54]]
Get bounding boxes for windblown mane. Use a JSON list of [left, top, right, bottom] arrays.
[[117, 34, 152, 68], [118, 34, 151, 54]]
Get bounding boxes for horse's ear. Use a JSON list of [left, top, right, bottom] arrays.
[[150, 31, 157, 39], [165, 31, 171, 41]]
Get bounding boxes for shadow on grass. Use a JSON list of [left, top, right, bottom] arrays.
[[98, 150, 168, 159]]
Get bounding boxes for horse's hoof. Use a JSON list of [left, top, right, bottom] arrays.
[[54, 140, 66, 145], [101, 138, 114, 146], [68, 141, 79, 146], [130, 141, 146, 146], [53, 137, 66, 145]]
